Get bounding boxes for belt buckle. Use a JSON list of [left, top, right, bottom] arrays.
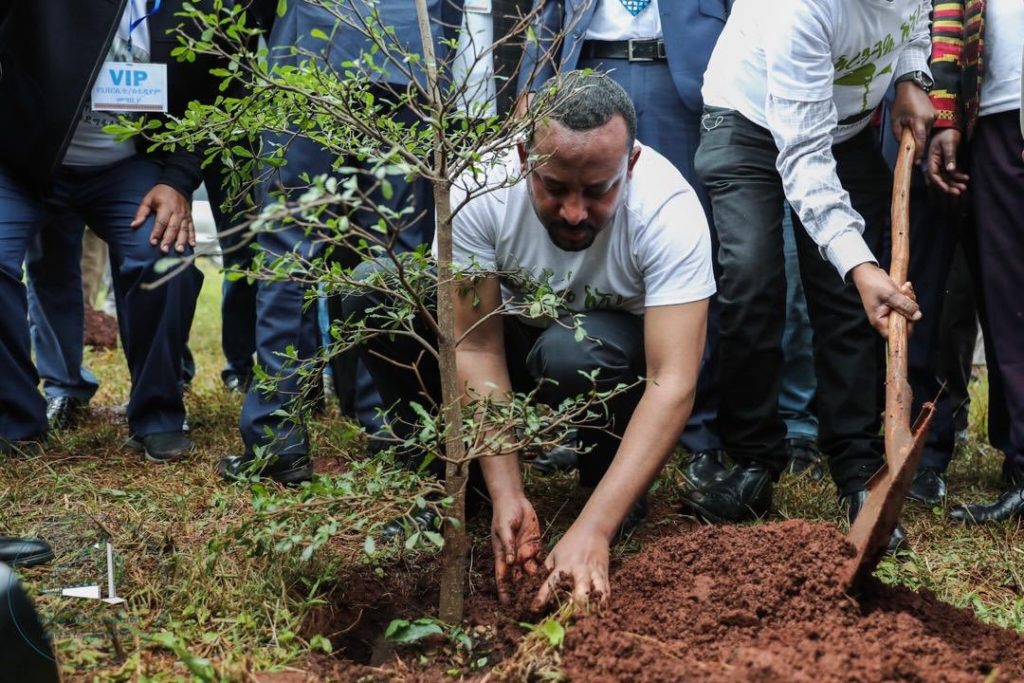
[[627, 39, 654, 62]]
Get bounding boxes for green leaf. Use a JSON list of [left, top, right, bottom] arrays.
[[363, 535, 377, 556], [423, 530, 444, 548], [276, 0, 287, 17], [384, 618, 443, 644], [310, 27, 328, 40], [540, 618, 565, 647]]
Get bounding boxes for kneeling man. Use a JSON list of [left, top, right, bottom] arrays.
[[346, 71, 714, 606]]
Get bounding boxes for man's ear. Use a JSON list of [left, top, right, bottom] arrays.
[[517, 141, 528, 168], [627, 144, 641, 177]]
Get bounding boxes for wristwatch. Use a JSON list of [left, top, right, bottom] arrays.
[[894, 70, 934, 93]]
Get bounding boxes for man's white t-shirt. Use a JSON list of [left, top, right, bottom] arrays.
[[703, 0, 930, 143], [442, 143, 716, 326]]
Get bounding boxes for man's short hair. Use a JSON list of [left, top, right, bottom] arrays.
[[526, 70, 638, 151]]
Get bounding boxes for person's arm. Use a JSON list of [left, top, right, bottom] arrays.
[[454, 275, 544, 604], [926, 1, 970, 193], [532, 300, 707, 608]]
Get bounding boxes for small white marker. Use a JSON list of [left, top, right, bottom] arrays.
[[102, 542, 125, 605], [61, 585, 102, 600]]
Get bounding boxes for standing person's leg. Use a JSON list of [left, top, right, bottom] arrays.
[[24, 214, 100, 428], [779, 204, 820, 476], [0, 164, 50, 445], [967, 111, 1024, 482], [795, 129, 887, 497], [681, 109, 788, 523], [76, 158, 203, 457], [205, 164, 258, 391]]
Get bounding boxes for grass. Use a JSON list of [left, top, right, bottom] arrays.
[[3, 259, 1023, 680]]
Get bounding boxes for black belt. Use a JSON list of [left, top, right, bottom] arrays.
[[580, 38, 667, 62]]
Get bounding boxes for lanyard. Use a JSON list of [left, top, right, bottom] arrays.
[[127, 0, 162, 54]]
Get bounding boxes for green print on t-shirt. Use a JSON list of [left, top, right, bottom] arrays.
[[832, 4, 922, 112]]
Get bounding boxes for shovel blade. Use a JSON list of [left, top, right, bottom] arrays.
[[840, 402, 936, 591]]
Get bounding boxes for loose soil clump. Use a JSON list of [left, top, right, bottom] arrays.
[[84, 305, 118, 349], [561, 520, 1024, 682], [308, 520, 1024, 681]]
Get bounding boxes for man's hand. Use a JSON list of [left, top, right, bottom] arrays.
[[131, 184, 196, 254], [850, 262, 921, 337], [492, 494, 543, 605], [925, 129, 969, 195], [891, 82, 937, 163], [531, 524, 610, 611]]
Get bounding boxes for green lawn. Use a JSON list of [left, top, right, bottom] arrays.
[[2, 259, 1023, 680]]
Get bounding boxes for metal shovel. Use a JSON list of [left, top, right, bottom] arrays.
[[840, 127, 936, 591]]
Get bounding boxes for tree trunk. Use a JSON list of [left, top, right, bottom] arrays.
[[413, 0, 468, 625]]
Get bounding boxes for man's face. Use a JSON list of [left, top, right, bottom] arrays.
[[518, 116, 640, 252]]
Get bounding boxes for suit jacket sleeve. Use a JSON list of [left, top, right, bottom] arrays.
[[517, 0, 563, 94], [930, 0, 965, 130]]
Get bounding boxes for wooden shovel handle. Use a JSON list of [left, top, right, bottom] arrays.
[[886, 127, 916, 437]]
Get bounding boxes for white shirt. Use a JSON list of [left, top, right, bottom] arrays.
[[980, 0, 1024, 117], [453, 5, 496, 118], [702, 0, 932, 279], [442, 143, 715, 325], [64, 0, 153, 167], [585, 0, 663, 41]]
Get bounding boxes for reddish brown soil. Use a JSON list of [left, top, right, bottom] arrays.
[[84, 305, 118, 349], [301, 520, 1024, 682]]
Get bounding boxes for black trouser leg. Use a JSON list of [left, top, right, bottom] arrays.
[[694, 108, 789, 473], [525, 311, 645, 487], [793, 129, 887, 494]]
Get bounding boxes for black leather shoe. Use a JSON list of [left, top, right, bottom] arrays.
[[950, 484, 1024, 524], [0, 537, 54, 568], [380, 507, 441, 543], [786, 438, 824, 481], [613, 495, 649, 545], [0, 436, 46, 457], [529, 438, 579, 475], [218, 452, 314, 485], [680, 465, 772, 524], [907, 467, 947, 507], [222, 372, 250, 394], [46, 396, 87, 431], [127, 431, 193, 463], [684, 449, 728, 489], [844, 489, 905, 553]]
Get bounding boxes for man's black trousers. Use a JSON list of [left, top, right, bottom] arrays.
[[695, 108, 887, 494]]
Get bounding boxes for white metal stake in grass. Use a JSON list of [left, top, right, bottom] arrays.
[[102, 541, 125, 605]]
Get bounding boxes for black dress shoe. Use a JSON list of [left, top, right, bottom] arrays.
[[613, 495, 649, 545], [529, 438, 579, 475], [127, 431, 193, 463], [222, 373, 250, 394], [46, 396, 87, 431], [680, 464, 772, 524], [785, 438, 824, 481], [218, 452, 314, 485], [950, 484, 1024, 524], [0, 537, 54, 568], [907, 467, 947, 507], [380, 507, 441, 543], [684, 449, 728, 489], [844, 489, 905, 554]]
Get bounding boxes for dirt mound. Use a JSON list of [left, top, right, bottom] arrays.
[[84, 305, 118, 349], [561, 520, 1024, 682]]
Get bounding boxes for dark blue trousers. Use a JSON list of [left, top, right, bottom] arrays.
[[0, 156, 202, 440], [24, 213, 101, 402], [578, 56, 723, 453], [204, 164, 258, 384], [241, 115, 432, 456]]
